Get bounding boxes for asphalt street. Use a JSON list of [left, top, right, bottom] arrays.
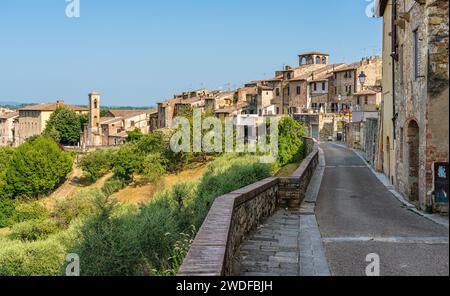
[[316, 143, 449, 276]]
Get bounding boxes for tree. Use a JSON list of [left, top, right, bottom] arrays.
[[79, 113, 89, 129], [79, 149, 117, 182], [0, 146, 14, 173], [127, 128, 144, 142], [2, 137, 73, 198], [43, 107, 82, 145], [277, 116, 307, 167], [113, 145, 143, 182], [141, 153, 167, 182]]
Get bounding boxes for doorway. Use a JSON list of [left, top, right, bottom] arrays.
[[407, 120, 420, 201]]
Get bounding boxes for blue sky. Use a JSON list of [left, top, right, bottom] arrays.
[[0, 0, 381, 107]]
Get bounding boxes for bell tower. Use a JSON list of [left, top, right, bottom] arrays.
[[88, 92, 100, 130]]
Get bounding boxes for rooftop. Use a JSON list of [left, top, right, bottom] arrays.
[[299, 52, 330, 56], [19, 101, 88, 112], [0, 111, 19, 120]]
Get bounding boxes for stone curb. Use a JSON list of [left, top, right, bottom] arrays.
[[352, 147, 449, 229]]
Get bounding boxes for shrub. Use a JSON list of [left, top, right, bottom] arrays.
[[71, 200, 145, 276], [113, 145, 143, 181], [127, 128, 144, 142], [102, 176, 128, 197], [0, 237, 66, 276], [52, 189, 101, 228], [0, 198, 19, 228], [0, 146, 14, 172], [134, 197, 180, 272], [9, 219, 59, 242], [79, 149, 117, 182], [277, 116, 307, 167], [2, 137, 73, 198], [12, 201, 49, 224], [189, 154, 273, 229], [140, 153, 167, 183]]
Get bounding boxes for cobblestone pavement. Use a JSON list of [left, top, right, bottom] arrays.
[[235, 210, 303, 276], [235, 147, 330, 276]]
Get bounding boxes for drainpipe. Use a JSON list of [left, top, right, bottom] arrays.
[[391, 0, 398, 140]]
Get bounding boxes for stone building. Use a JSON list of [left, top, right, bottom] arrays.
[[351, 90, 382, 122], [0, 111, 19, 147], [14, 101, 88, 146], [81, 92, 155, 147], [391, 0, 448, 212], [376, 0, 397, 181]]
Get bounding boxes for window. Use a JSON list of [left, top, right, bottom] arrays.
[[276, 88, 280, 96], [131, 121, 135, 127], [322, 82, 326, 91], [316, 56, 321, 64], [413, 29, 419, 80], [357, 96, 361, 105], [312, 103, 318, 110], [364, 96, 368, 105], [94, 100, 98, 109], [322, 57, 327, 64], [348, 85, 352, 94], [276, 107, 280, 115], [287, 87, 290, 96], [349, 71, 352, 78], [313, 83, 317, 91], [287, 73, 291, 80], [297, 86, 301, 95]]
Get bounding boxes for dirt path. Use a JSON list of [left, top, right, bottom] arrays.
[[112, 165, 206, 204]]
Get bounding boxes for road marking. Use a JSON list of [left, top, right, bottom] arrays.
[[323, 237, 449, 244], [326, 165, 367, 168]]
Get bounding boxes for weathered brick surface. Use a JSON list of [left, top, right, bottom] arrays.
[[177, 137, 319, 276]]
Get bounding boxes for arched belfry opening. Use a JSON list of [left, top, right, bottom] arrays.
[[299, 52, 329, 66]]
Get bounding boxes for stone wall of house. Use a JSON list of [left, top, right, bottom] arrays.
[[177, 138, 319, 276], [425, 0, 449, 213], [393, 0, 449, 212], [363, 118, 380, 167]]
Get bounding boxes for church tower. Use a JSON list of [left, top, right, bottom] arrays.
[[88, 92, 100, 130]]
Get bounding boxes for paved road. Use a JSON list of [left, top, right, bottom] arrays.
[[316, 143, 449, 276]]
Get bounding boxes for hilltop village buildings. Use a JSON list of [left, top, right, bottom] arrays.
[[1, 52, 382, 147], [1, 36, 447, 214], [373, 0, 449, 213]]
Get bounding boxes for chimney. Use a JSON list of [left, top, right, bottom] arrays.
[[56, 100, 65, 107]]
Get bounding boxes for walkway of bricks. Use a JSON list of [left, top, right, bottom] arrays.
[[235, 147, 330, 276]]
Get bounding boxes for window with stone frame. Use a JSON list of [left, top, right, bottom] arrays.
[[322, 82, 326, 91], [297, 86, 301, 95]]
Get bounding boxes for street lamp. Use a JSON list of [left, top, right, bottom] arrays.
[[358, 71, 367, 90]]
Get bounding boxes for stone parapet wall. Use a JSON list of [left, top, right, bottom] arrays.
[[178, 137, 319, 276]]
